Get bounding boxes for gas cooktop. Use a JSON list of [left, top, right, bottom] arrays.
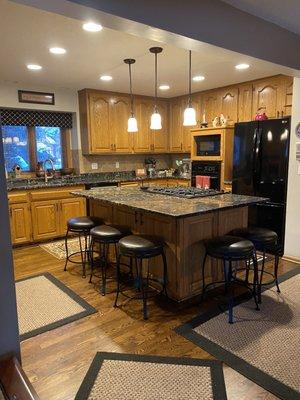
[[141, 186, 223, 199]]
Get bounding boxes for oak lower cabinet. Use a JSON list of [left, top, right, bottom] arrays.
[[9, 203, 32, 245], [31, 200, 61, 241], [59, 197, 86, 235]]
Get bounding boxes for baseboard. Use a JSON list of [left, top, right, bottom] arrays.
[[282, 254, 300, 264]]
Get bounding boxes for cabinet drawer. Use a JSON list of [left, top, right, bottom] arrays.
[[8, 192, 28, 204], [29, 186, 85, 201]]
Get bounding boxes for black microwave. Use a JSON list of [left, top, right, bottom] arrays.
[[194, 134, 221, 156]]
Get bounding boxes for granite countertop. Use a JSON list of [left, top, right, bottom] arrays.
[[6, 172, 190, 192], [72, 187, 267, 218]]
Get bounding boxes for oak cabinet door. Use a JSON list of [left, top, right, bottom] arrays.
[[202, 91, 221, 126], [152, 100, 169, 153], [9, 203, 31, 245], [31, 200, 60, 241], [220, 87, 238, 122], [238, 83, 253, 122], [252, 78, 281, 119], [88, 93, 111, 153], [169, 100, 183, 152], [280, 76, 293, 117], [134, 99, 152, 152], [110, 96, 133, 153], [59, 198, 86, 235]]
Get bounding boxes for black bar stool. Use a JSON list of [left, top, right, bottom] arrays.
[[89, 224, 132, 295], [230, 227, 280, 303], [64, 216, 102, 278], [114, 234, 168, 320], [202, 235, 260, 324]]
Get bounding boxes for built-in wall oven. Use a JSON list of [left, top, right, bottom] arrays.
[[191, 161, 221, 190]]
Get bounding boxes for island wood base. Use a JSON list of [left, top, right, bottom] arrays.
[[89, 199, 248, 302]]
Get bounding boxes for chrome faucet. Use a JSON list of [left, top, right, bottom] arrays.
[[43, 159, 55, 183]]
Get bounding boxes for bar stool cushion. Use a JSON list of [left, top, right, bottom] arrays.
[[205, 235, 254, 260], [67, 216, 102, 231], [230, 227, 278, 250], [119, 234, 164, 257], [90, 224, 131, 242]]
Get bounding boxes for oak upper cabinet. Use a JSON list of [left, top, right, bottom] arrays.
[[134, 98, 152, 153], [152, 100, 169, 153], [238, 83, 253, 122], [85, 91, 111, 154], [252, 77, 282, 119], [201, 90, 221, 126], [31, 200, 60, 241], [9, 203, 31, 245], [280, 76, 293, 117], [169, 99, 183, 152], [110, 96, 133, 153], [220, 87, 238, 123], [59, 197, 86, 235]]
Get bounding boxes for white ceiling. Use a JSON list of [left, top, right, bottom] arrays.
[[0, 0, 292, 98], [222, 0, 300, 36]]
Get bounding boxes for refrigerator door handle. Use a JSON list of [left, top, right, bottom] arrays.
[[252, 127, 258, 192]]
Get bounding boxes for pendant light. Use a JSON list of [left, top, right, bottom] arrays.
[[149, 47, 163, 130], [183, 50, 197, 126], [124, 58, 138, 132]]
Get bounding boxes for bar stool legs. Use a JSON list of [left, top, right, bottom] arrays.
[[64, 228, 90, 278]]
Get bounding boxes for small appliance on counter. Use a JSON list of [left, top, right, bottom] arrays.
[[12, 164, 22, 179], [144, 157, 157, 178]]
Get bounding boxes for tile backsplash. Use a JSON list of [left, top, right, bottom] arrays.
[[72, 150, 189, 174]]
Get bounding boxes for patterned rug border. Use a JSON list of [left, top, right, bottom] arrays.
[[17, 272, 97, 341], [75, 352, 227, 400], [175, 268, 300, 400]]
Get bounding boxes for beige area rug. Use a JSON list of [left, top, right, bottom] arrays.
[[16, 273, 97, 341], [176, 269, 300, 400], [75, 353, 227, 400], [40, 238, 81, 260]]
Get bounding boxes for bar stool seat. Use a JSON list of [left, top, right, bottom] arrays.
[[230, 227, 280, 300], [114, 234, 168, 320], [118, 235, 164, 258], [91, 224, 131, 242], [89, 224, 132, 295], [230, 227, 277, 251], [205, 235, 255, 260], [201, 235, 259, 324], [64, 216, 102, 278], [67, 216, 101, 231]]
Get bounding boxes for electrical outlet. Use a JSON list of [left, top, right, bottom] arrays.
[[116, 162, 120, 169], [91, 163, 98, 170]]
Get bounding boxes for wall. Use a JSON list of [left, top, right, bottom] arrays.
[[285, 77, 300, 260], [0, 122, 20, 360]]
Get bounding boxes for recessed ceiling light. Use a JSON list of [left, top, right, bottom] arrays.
[[49, 47, 66, 55], [159, 84, 170, 90], [193, 75, 205, 82], [83, 22, 103, 32], [27, 64, 42, 70], [235, 63, 250, 70], [100, 75, 113, 81]]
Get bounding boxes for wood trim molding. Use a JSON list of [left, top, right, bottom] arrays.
[[282, 255, 300, 265]]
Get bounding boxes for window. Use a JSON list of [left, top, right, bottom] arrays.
[[1, 125, 69, 173], [2, 125, 30, 171], [35, 126, 62, 170]]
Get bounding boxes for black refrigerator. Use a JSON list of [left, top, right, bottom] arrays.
[[232, 118, 290, 252]]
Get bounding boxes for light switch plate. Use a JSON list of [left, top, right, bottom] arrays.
[[116, 162, 120, 169], [298, 163, 300, 175], [91, 163, 98, 170]]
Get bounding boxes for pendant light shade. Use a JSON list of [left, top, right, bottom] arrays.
[[124, 58, 138, 132], [149, 47, 163, 130], [183, 50, 197, 127]]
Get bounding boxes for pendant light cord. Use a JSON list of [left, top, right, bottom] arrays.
[[188, 50, 192, 107], [128, 63, 134, 117], [154, 52, 158, 112]]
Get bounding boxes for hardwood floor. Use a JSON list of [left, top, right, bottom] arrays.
[[14, 244, 298, 400]]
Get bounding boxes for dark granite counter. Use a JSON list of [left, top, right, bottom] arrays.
[[6, 172, 190, 192], [72, 187, 267, 218]]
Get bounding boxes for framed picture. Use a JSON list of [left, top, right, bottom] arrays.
[[18, 90, 55, 105]]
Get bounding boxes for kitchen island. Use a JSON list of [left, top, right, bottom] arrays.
[[73, 187, 267, 302]]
